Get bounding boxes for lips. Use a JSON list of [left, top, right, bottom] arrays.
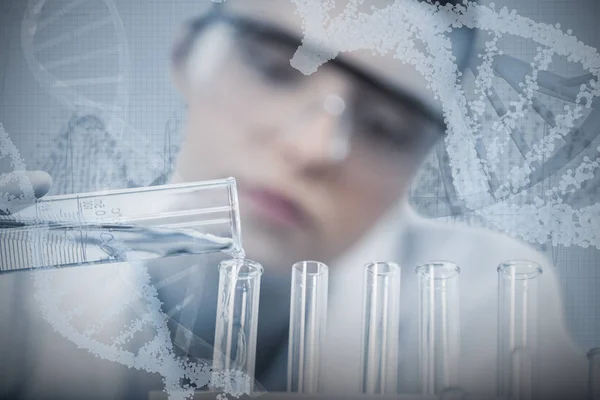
[[240, 185, 308, 228]]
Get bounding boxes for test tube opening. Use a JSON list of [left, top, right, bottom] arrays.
[[219, 258, 264, 279], [226, 177, 244, 256], [288, 260, 329, 394], [292, 260, 328, 276], [360, 261, 401, 395], [365, 261, 400, 276], [588, 348, 600, 360], [498, 260, 543, 280], [416, 261, 460, 280]]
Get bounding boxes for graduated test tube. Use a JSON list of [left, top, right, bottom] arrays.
[[287, 261, 329, 393], [588, 348, 600, 400], [417, 261, 461, 396], [497, 260, 542, 400], [359, 261, 401, 395], [0, 178, 242, 273], [212, 258, 263, 395]]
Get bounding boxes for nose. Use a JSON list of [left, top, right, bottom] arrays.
[[279, 94, 351, 167]]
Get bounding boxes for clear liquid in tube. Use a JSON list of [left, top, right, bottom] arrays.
[[0, 220, 242, 274]]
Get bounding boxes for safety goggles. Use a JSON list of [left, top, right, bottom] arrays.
[[177, 12, 446, 161]]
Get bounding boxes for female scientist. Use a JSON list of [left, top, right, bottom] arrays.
[[0, 0, 589, 399]]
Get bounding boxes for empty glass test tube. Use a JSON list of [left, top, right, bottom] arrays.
[[287, 261, 329, 393], [212, 258, 263, 395], [417, 261, 461, 396], [0, 178, 243, 273], [360, 262, 401, 395], [497, 260, 542, 400], [588, 348, 600, 399]]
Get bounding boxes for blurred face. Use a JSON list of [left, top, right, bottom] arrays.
[[172, 18, 439, 270]]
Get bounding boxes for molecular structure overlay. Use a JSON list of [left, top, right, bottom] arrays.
[[1, 0, 599, 399]]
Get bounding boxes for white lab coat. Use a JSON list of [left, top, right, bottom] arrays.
[[0, 202, 588, 399]]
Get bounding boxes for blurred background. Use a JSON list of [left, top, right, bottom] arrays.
[[0, 0, 598, 355]]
